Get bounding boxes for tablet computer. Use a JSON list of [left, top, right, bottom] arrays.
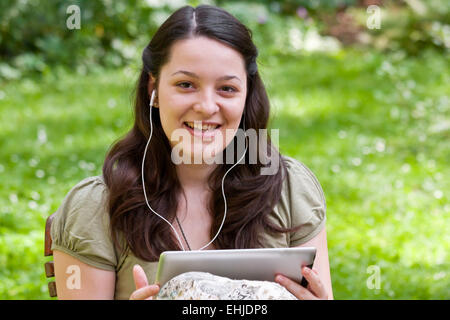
[[155, 247, 316, 287]]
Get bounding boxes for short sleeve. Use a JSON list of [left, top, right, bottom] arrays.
[[50, 176, 117, 271], [278, 156, 327, 247]]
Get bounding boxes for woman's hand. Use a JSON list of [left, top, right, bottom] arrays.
[[275, 266, 328, 300], [129, 264, 160, 300]]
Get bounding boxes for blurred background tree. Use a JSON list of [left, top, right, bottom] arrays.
[[1, 0, 448, 80]]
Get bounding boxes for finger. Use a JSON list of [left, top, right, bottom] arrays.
[[275, 274, 318, 300], [302, 267, 328, 299], [147, 283, 160, 300], [130, 285, 159, 300], [133, 264, 149, 290], [130, 284, 160, 300]]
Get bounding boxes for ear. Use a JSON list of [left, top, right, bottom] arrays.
[[147, 74, 159, 108]]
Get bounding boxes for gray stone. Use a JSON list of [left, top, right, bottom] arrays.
[[155, 271, 297, 300]]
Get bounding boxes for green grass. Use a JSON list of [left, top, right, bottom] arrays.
[[0, 48, 448, 299]]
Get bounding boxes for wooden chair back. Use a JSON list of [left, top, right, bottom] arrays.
[[44, 213, 57, 297]]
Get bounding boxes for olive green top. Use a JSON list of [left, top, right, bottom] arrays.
[[50, 155, 327, 300]]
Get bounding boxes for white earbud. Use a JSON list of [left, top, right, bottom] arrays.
[[150, 89, 156, 107]]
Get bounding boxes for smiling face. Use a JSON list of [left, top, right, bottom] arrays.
[[150, 36, 247, 163]]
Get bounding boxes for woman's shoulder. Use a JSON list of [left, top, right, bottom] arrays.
[[68, 174, 106, 192], [265, 154, 327, 246], [280, 155, 326, 209], [50, 174, 117, 271], [51, 174, 108, 227], [56, 175, 108, 216]]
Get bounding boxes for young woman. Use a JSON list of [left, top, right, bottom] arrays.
[[51, 4, 333, 300]]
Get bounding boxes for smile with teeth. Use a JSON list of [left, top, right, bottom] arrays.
[[184, 122, 220, 131]]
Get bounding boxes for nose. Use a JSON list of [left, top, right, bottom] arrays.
[[193, 89, 219, 115]]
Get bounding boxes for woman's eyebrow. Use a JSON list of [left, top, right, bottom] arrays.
[[171, 70, 241, 83]]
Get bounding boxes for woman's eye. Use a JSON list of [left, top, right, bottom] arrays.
[[177, 82, 193, 89], [221, 86, 236, 93], [176, 82, 236, 93]]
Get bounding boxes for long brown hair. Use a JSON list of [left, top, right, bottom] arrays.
[[102, 4, 298, 261]]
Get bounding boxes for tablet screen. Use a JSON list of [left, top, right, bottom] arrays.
[[155, 247, 316, 287]]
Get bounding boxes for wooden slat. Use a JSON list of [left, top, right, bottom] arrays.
[[45, 261, 55, 278], [48, 281, 57, 297], [44, 213, 55, 257]]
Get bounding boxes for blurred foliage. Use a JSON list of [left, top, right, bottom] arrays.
[[0, 0, 449, 81], [350, 0, 450, 55], [0, 0, 158, 79], [215, 0, 358, 13]]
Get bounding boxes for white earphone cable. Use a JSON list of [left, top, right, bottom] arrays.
[[142, 90, 186, 250]]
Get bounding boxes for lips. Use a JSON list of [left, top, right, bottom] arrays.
[[183, 122, 221, 139], [183, 121, 221, 131]]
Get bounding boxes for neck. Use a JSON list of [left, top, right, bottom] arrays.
[[175, 162, 218, 191]]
